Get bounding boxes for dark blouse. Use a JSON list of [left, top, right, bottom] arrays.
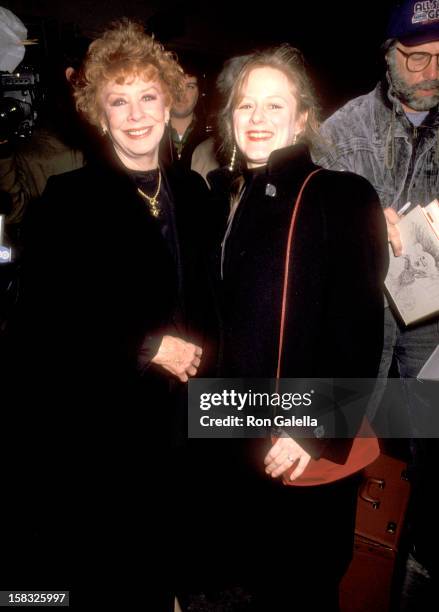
[[221, 164, 288, 376], [129, 168, 180, 268]]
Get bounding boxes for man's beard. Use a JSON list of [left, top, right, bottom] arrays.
[[387, 50, 439, 111]]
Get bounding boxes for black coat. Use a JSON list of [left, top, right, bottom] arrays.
[[209, 143, 389, 466], [16, 147, 214, 383], [159, 119, 208, 171], [4, 146, 214, 604]]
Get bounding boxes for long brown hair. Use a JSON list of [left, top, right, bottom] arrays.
[[217, 44, 320, 174]]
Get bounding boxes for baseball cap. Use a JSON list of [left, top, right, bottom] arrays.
[[387, 0, 439, 46]]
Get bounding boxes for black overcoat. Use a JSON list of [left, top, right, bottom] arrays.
[[179, 144, 389, 604], [209, 143, 389, 466], [16, 146, 214, 384], [4, 146, 214, 605]]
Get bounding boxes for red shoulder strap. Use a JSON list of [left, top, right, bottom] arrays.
[[276, 169, 322, 380], [273, 168, 380, 485]]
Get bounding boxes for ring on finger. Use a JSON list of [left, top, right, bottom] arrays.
[[287, 454, 295, 463]]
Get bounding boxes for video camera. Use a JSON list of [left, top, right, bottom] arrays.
[[0, 64, 41, 141]]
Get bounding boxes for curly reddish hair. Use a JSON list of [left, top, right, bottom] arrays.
[[74, 19, 184, 127]]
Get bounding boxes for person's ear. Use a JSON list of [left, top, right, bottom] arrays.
[[65, 67, 75, 83], [384, 47, 393, 66]]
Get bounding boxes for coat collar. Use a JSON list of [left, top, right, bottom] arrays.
[[208, 143, 317, 192], [267, 142, 316, 179], [84, 138, 178, 196]]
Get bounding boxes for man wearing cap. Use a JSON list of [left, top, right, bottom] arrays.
[[314, 0, 439, 583]]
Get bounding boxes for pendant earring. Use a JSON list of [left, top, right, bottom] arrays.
[[292, 133, 297, 145], [229, 144, 237, 172], [102, 126, 107, 135]]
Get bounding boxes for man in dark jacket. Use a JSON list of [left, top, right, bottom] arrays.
[[160, 62, 208, 170]]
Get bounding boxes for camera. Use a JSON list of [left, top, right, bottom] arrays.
[[0, 64, 41, 141]]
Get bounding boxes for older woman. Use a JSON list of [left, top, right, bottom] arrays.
[[204, 45, 389, 610], [11, 20, 212, 609]]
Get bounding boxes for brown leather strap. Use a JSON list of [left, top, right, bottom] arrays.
[[276, 169, 322, 380], [273, 168, 380, 486]]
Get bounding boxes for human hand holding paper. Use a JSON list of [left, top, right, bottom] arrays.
[[384, 207, 403, 257]]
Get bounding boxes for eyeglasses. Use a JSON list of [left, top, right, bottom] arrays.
[[396, 47, 439, 73]]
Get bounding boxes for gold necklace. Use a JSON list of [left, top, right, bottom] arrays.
[[137, 170, 161, 217]]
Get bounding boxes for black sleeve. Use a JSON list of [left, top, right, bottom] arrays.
[[292, 173, 388, 463]]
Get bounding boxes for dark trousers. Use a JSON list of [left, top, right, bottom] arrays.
[[368, 308, 439, 577], [179, 439, 360, 610]]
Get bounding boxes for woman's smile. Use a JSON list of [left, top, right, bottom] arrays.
[[123, 126, 154, 138], [246, 130, 274, 141]]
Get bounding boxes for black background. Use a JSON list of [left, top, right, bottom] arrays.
[[3, 0, 399, 117]]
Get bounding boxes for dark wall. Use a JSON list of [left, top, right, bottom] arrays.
[[2, 0, 398, 117]]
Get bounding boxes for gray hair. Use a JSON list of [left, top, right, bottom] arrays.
[[386, 40, 439, 111]]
